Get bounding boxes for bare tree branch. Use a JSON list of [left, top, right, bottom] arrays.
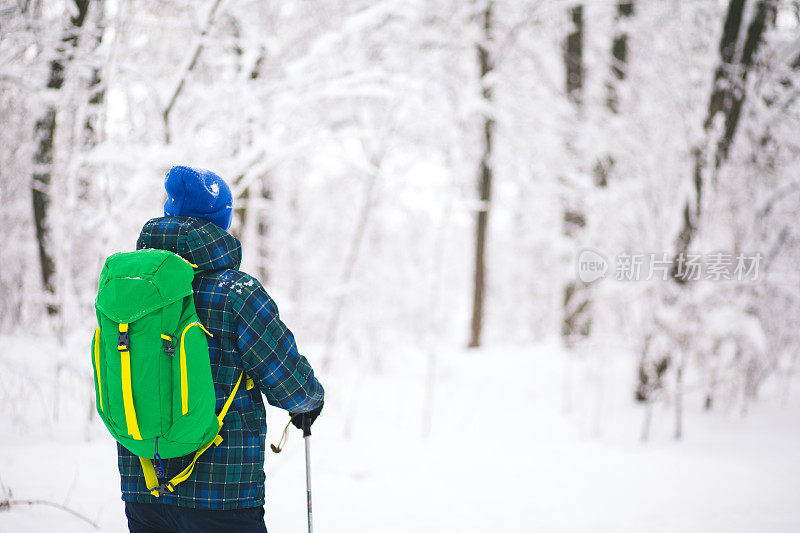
[[0, 498, 99, 529], [162, 0, 223, 143]]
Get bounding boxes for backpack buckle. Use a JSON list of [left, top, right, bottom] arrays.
[[117, 330, 130, 351], [152, 482, 174, 497]]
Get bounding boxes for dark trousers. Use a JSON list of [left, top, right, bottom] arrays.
[[125, 501, 268, 533]]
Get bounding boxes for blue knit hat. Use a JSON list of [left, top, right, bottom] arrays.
[[163, 165, 233, 231]]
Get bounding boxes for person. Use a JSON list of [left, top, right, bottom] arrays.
[[119, 165, 324, 533]]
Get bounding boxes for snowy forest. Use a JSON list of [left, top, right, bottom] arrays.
[[1, 0, 800, 531]]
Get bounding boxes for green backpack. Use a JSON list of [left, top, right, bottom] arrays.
[[91, 248, 244, 497]]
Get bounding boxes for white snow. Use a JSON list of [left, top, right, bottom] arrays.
[[1, 338, 798, 532]]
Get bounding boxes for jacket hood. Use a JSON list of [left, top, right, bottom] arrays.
[[136, 216, 242, 271]]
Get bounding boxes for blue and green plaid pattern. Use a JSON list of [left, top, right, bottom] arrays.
[[117, 216, 324, 509]]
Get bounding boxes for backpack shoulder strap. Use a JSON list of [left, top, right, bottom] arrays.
[[118, 322, 143, 441]]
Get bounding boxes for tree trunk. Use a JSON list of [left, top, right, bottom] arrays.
[[605, 2, 634, 114], [646, 1, 774, 436], [32, 109, 57, 315], [468, 1, 494, 349], [31, 0, 97, 316], [232, 172, 270, 282], [560, 4, 592, 348], [255, 179, 271, 284], [564, 4, 584, 105], [233, 183, 250, 241], [671, 0, 774, 283], [641, 400, 653, 442], [595, 2, 634, 187], [674, 351, 685, 439]]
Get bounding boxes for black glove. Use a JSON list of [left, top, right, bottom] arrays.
[[290, 403, 323, 435]]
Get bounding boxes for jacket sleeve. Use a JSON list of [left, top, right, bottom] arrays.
[[231, 274, 324, 412]]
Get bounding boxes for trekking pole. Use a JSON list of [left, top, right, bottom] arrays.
[[302, 416, 314, 533]]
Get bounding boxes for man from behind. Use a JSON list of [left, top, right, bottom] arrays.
[[120, 165, 324, 533]]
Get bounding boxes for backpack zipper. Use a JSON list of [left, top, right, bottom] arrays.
[[93, 328, 103, 412], [179, 322, 213, 415]]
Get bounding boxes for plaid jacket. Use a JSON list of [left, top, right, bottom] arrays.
[[117, 216, 324, 509]]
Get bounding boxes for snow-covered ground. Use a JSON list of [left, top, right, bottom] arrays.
[[1, 339, 799, 532]]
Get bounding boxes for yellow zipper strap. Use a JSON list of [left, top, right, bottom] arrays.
[[93, 328, 103, 412], [119, 323, 142, 440], [139, 457, 160, 492], [179, 322, 213, 415]]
